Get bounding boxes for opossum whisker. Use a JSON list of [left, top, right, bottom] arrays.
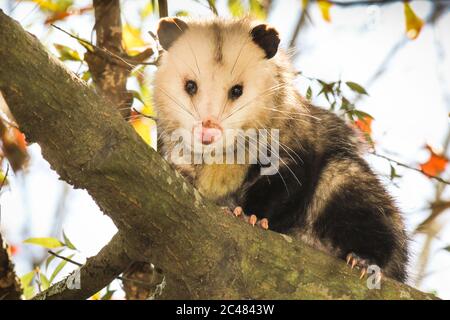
[[247, 133, 302, 189], [254, 119, 304, 166], [230, 39, 251, 76], [154, 86, 198, 120], [169, 50, 200, 80], [260, 106, 322, 122], [171, 18, 201, 77], [235, 136, 290, 196], [222, 82, 290, 121]]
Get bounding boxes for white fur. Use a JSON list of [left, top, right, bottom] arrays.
[[154, 19, 279, 151]]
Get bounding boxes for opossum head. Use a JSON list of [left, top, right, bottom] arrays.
[[154, 17, 281, 152]]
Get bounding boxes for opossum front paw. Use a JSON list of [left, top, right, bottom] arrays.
[[232, 206, 269, 230], [346, 252, 382, 280]]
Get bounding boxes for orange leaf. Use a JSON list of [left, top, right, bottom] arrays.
[[354, 116, 373, 136], [13, 128, 27, 152], [420, 145, 448, 177], [404, 2, 424, 40], [7, 245, 19, 256], [317, 0, 332, 23], [45, 11, 71, 24]]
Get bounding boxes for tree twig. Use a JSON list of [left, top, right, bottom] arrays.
[[371, 151, 450, 185]]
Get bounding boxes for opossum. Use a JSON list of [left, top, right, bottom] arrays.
[[153, 17, 409, 282]]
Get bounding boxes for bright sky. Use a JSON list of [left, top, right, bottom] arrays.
[[0, 0, 449, 299]]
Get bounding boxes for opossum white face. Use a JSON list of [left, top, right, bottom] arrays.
[[154, 18, 280, 151]]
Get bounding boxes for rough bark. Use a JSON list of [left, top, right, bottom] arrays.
[[85, 0, 153, 119], [0, 10, 438, 300], [0, 234, 22, 300], [85, 0, 156, 300]]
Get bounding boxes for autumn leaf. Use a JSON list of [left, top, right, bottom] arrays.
[[404, 2, 424, 40], [420, 145, 448, 177], [354, 115, 373, 136], [0, 170, 7, 186], [122, 24, 148, 56], [45, 11, 71, 24], [140, 1, 154, 19], [30, 0, 71, 12], [228, 0, 245, 17], [7, 244, 19, 256], [13, 128, 27, 151], [54, 43, 82, 61], [130, 117, 153, 146], [318, 0, 332, 23], [249, 0, 267, 20], [1, 125, 29, 171]]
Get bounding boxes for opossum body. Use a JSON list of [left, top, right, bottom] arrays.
[[153, 17, 409, 282]]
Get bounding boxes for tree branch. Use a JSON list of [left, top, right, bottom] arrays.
[[158, 0, 168, 18], [0, 234, 22, 300], [0, 10, 437, 300], [32, 233, 132, 300]]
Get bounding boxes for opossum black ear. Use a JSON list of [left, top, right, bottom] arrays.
[[250, 24, 280, 59], [157, 17, 188, 50]]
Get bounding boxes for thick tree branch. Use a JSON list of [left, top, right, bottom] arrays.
[[85, 0, 156, 300], [0, 10, 437, 300]]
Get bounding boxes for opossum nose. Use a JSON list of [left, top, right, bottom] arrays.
[[194, 118, 223, 145]]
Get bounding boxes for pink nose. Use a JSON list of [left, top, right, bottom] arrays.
[[194, 119, 223, 145]]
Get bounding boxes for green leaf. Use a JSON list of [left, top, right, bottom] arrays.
[[23, 237, 64, 249], [23, 285, 35, 300], [62, 230, 77, 250], [346, 81, 368, 95], [352, 109, 374, 121], [81, 70, 91, 81], [175, 10, 189, 17], [140, 1, 154, 19], [228, 0, 245, 17], [77, 39, 94, 53], [49, 254, 74, 283], [443, 245, 450, 252], [20, 270, 37, 299], [306, 86, 312, 100], [249, 0, 267, 20], [39, 273, 50, 290], [390, 164, 402, 180], [54, 43, 81, 61], [20, 270, 35, 287]]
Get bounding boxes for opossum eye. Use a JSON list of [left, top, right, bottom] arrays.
[[185, 80, 198, 96], [229, 84, 243, 100]]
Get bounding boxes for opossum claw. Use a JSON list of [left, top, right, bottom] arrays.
[[258, 218, 269, 230], [229, 206, 269, 230], [346, 252, 377, 279], [233, 206, 243, 217], [359, 268, 367, 279], [249, 214, 257, 226]]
